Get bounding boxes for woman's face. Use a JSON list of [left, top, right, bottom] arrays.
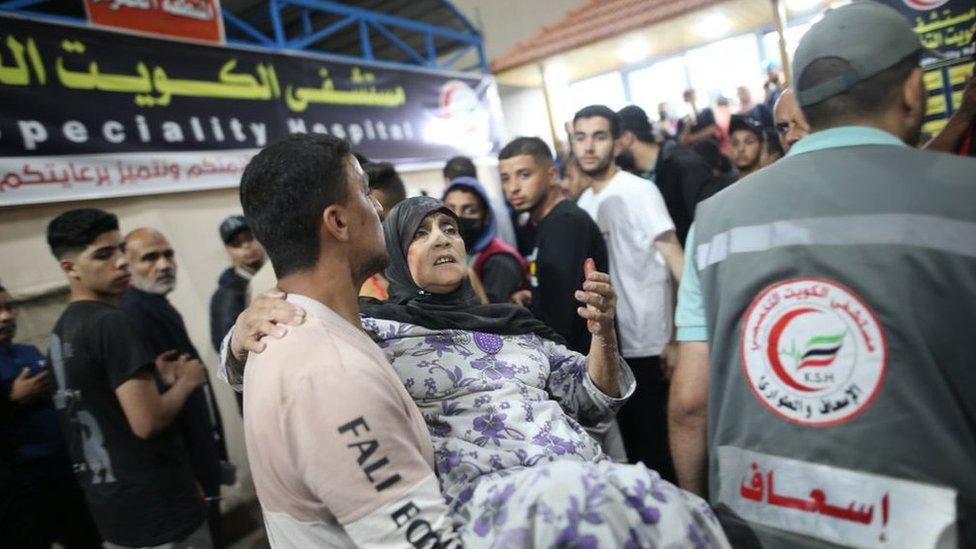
[[406, 212, 467, 294]]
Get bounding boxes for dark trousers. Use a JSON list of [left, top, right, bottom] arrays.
[[615, 356, 676, 483], [1, 457, 102, 548]]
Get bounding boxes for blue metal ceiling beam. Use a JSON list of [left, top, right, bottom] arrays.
[[0, 0, 46, 9], [300, 8, 312, 35], [287, 14, 355, 50], [268, 0, 287, 46], [426, 32, 436, 64], [0, 0, 489, 74], [281, 0, 480, 46], [439, 43, 474, 71], [369, 19, 428, 67], [358, 18, 373, 60], [0, 0, 84, 24], [224, 11, 275, 47]]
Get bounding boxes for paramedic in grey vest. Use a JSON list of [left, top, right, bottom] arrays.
[[668, 2, 976, 546]]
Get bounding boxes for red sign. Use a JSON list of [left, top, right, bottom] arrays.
[[84, 0, 223, 44]]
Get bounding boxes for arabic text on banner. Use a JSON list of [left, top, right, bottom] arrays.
[[0, 15, 502, 207]]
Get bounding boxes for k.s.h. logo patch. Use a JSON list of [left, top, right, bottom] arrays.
[[740, 278, 888, 427]]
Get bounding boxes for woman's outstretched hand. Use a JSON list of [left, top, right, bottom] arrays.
[[575, 258, 616, 339], [229, 289, 305, 362]]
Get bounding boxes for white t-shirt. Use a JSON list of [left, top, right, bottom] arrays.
[[578, 170, 676, 357]]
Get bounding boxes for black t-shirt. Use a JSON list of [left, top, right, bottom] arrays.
[[119, 288, 228, 495], [481, 254, 526, 304], [528, 201, 609, 354], [652, 140, 721, 245], [48, 301, 204, 546]]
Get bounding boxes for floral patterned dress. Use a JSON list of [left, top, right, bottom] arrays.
[[362, 317, 729, 548]]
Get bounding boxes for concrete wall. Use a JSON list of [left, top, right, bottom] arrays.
[[498, 84, 557, 152]]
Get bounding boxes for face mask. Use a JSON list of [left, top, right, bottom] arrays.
[[457, 217, 483, 252]]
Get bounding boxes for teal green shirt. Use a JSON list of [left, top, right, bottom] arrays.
[[673, 126, 907, 342], [675, 224, 708, 341], [786, 125, 907, 157]]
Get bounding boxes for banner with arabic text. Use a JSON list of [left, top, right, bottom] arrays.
[[0, 15, 501, 207], [878, 0, 974, 134], [884, 0, 974, 63]]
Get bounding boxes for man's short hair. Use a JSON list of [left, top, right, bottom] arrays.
[[573, 105, 621, 138], [239, 134, 352, 278], [443, 156, 477, 180], [617, 105, 656, 144], [365, 162, 406, 204], [798, 51, 920, 129], [46, 208, 119, 259], [498, 137, 554, 168]]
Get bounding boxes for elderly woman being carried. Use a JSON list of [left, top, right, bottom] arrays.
[[222, 197, 728, 547]]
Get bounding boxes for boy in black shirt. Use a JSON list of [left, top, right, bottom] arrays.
[[46, 208, 209, 548], [498, 137, 609, 354]]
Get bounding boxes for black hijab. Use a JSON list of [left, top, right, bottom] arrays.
[[360, 196, 565, 344]]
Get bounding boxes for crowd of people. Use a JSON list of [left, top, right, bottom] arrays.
[[2, 1, 975, 547]]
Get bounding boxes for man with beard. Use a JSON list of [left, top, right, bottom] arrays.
[[573, 105, 684, 481], [772, 88, 811, 153], [120, 228, 230, 548], [442, 177, 527, 304], [669, 3, 976, 544], [616, 105, 718, 245], [0, 284, 101, 547], [728, 114, 765, 180]]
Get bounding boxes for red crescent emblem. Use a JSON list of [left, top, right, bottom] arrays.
[[766, 307, 819, 392]]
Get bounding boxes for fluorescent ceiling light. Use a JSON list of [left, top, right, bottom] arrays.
[[696, 14, 731, 39], [616, 38, 650, 64]]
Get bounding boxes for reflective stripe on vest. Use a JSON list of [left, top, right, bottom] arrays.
[[696, 213, 976, 270], [692, 145, 976, 546]]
